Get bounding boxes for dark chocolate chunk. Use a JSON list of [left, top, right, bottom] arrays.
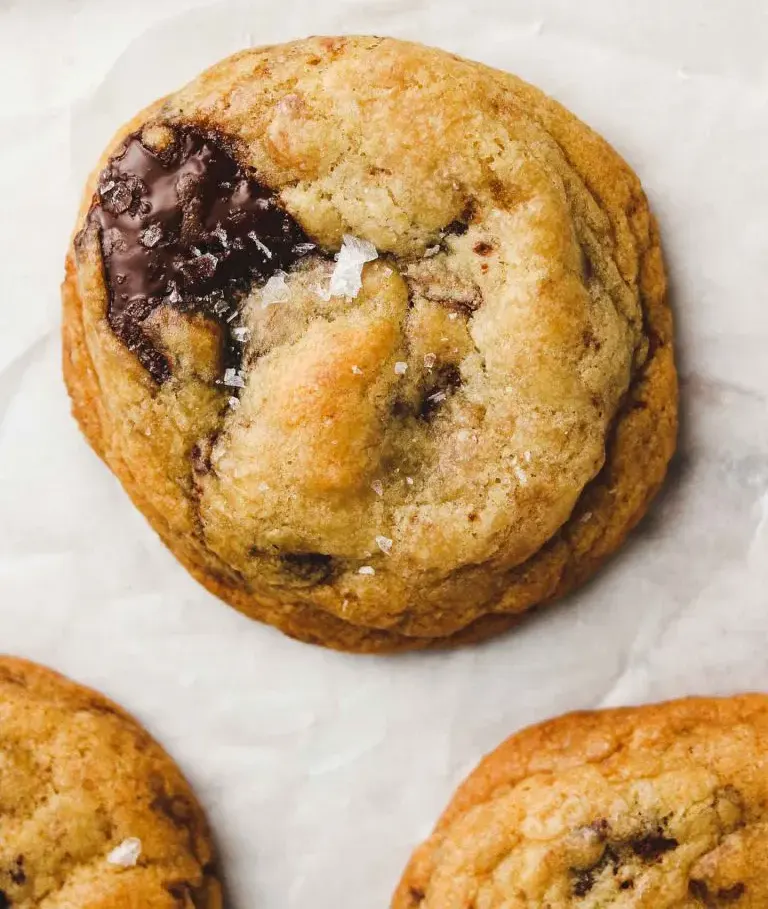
[[279, 552, 335, 587], [88, 126, 316, 383], [629, 831, 678, 861]]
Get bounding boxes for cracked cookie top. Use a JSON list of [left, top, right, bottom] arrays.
[[0, 658, 220, 908], [65, 36, 675, 647], [393, 696, 768, 909]]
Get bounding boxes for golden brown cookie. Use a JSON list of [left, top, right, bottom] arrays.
[[393, 696, 768, 908], [63, 36, 677, 653], [0, 657, 221, 908]]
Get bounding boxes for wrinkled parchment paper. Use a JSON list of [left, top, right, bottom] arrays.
[[1, 1, 767, 905]]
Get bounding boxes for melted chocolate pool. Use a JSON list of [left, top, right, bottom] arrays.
[[89, 126, 315, 382]]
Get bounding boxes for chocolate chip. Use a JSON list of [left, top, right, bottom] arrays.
[[279, 553, 335, 587], [0, 890, 10, 908], [419, 363, 462, 419], [472, 240, 493, 256], [718, 884, 746, 903], [9, 857, 25, 886], [629, 831, 678, 861], [408, 887, 425, 904], [88, 126, 318, 384], [690, 880, 710, 902]]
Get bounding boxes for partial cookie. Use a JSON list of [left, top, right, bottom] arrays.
[[393, 696, 768, 908], [0, 657, 221, 908], [63, 36, 677, 652]]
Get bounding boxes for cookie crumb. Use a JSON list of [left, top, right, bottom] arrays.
[[107, 838, 142, 868]]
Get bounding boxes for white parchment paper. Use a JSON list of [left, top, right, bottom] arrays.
[[1, 1, 767, 905]]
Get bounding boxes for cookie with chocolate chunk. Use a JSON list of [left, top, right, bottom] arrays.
[[63, 36, 677, 652], [0, 657, 221, 907], [393, 696, 768, 908]]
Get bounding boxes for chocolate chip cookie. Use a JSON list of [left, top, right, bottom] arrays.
[[63, 36, 677, 652], [393, 696, 767, 908], [0, 657, 221, 907]]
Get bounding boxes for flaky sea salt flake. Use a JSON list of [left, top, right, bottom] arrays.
[[405, 476, 414, 486], [139, 224, 163, 248], [351, 365, 363, 375], [371, 480, 384, 497], [358, 566, 376, 576], [394, 361, 408, 375], [513, 465, 529, 486], [326, 234, 378, 299], [248, 232, 273, 258], [423, 353, 436, 369], [107, 838, 142, 868], [228, 396, 240, 410], [375, 535, 393, 555], [292, 242, 316, 255], [424, 244, 441, 258], [427, 390, 447, 404], [261, 272, 290, 307], [223, 368, 245, 388], [232, 326, 251, 342]]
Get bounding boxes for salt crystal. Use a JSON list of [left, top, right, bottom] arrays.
[[139, 224, 162, 248], [248, 232, 273, 259], [261, 272, 290, 307], [212, 226, 229, 247], [423, 353, 436, 369], [107, 838, 142, 868], [293, 242, 316, 255], [456, 429, 470, 443], [168, 283, 181, 304], [405, 476, 414, 486], [375, 535, 393, 555], [223, 368, 245, 388], [212, 298, 229, 316], [351, 365, 363, 375], [448, 313, 458, 321], [358, 566, 376, 576], [581, 511, 593, 523], [371, 480, 384, 497], [394, 361, 408, 375], [524, 450, 532, 463], [232, 326, 251, 342], [427, 390, 447, 404], [513, 465, 529, 485], [323, 234, 378, 299], [424, 245, 441, 258], [228, 397, 240, 409], [440, 336, 449, 342]]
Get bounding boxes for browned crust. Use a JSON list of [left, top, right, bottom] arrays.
[[61, 37, 677, 654]]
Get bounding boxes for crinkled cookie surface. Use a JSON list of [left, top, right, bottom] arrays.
[[394, 696, 768, 908], [63, 36, 677, 651]]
